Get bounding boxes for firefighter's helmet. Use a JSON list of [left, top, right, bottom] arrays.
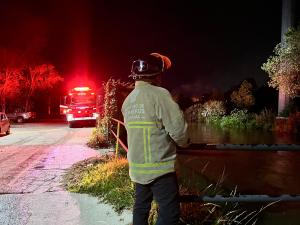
[[129, 53, 171, 79]]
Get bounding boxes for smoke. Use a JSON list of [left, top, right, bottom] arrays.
[[171, 77, 218, 98]]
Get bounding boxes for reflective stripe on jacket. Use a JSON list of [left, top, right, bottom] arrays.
[[121, 80, 188, 184]]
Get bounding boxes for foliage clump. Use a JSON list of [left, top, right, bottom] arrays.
[[262, 25, 300, 98], [87, 78, 133, 149], [209, 108, 276, 130], [231, 80, 255, 110], [275, 111, 300, 133], [202, 100, 226, 119], [184, 101, 226, 123], [184, 103, 204, 122], [278, 101, 299, 117]]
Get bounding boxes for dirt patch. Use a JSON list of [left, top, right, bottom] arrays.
[[61, 152, 116, 190]]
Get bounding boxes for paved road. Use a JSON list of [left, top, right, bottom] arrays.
[[0, 121, 132, 225]]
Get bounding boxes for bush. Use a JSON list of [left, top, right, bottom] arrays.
[[254, 108, 276, 130], [276, 111, 300, 133], [87, 79, 133, 148], [202, 100, 226, 119], [184, 103, 204, 123], [87, 120, 109, 148], [209, 108, 276, 130], [279, 101, 299, 117], [219, 108, 253, 128]]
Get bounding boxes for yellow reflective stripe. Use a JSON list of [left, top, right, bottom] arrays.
[[131, 167, 174, 174], [128, 121, 163, 164], [130, 163, 174, 171], [128, 121, 162, 129], [148, 128, 152, 163], [129, 160, 175, 167], [143, 128, 147, 163], [128, 121, 159, 124], [129, 126, 154, 128]]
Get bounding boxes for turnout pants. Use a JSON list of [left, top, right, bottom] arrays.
[[133, 172, 180, 225]]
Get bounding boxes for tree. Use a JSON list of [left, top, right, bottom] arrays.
[[0, 48, 23, 112], [231, 80, 255, 109], [262, 25, 300, 99], [20, 64, 63, 112], [0, 37, 63, 112]]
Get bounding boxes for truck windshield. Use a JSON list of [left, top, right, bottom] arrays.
[[70, 96, 95, 105]]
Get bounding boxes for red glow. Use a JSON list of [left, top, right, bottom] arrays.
[[74, 87, 90, 91], [67, 76, 96, 91], [69, 93, 73, 96]]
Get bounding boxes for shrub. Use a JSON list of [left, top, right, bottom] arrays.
[[184, 103, 203, 123], [275, 117, 287, 132], [202, 100, 226, 119], [87, 79, 133, 148], [209, 108, 276, 130], [279, 101, 299, 117], [254, 108, 276, 130], [276, 111, 300, 133], [219, 108, 252, 128]]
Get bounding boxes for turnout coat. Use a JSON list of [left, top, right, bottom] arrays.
[[122, 80, 189, 184]]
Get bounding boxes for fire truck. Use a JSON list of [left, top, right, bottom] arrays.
[[60, 87, 104, 128]]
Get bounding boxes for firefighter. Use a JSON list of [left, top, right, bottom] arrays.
[[121, 53, 190, 225]]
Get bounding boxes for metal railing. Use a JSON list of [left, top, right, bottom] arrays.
[[110, 118, 128, 155], [110, 118, 300, 203]]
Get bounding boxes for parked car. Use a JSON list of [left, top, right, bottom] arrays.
[[6, 108, 36, 123], [0, 112, 10, 135]]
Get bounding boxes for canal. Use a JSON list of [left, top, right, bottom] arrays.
[[176, 123, 300, 225]]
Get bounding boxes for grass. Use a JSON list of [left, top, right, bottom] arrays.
[[62, 153, 134, 214], [62, 153, 275, 224]]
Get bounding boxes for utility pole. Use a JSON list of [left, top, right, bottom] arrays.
[[278, 0, 296, 115]]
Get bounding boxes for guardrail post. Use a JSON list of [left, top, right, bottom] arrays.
[[116, 122, 120, 155]]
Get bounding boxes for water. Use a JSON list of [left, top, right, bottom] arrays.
[[187, 123, 300, 145], [177, 123, 300, 225]]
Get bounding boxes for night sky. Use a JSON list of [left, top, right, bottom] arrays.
[[0, 0, 293, 97]]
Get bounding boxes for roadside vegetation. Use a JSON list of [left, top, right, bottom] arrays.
[[87, 78, 133, 149], [62, 153, 270, 224], [184, 101, 277, 131], [62, 153, 134, 214]]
